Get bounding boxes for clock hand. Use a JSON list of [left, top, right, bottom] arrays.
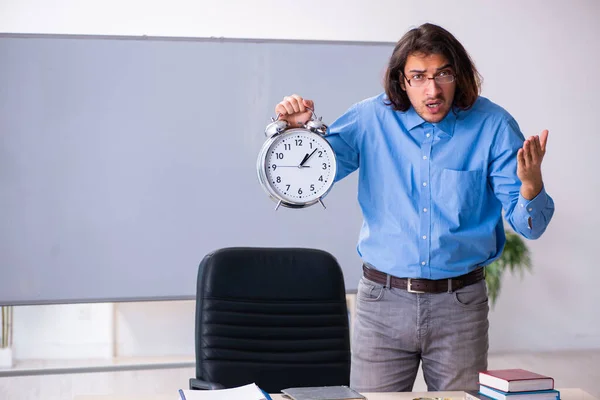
[[299, 149, 318, 167], [298, 153, 310, 166]]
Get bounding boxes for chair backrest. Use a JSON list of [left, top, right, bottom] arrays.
[[193, 247, 351, 393]]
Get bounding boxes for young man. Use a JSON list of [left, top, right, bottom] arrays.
[[275, 23, 554, 392]]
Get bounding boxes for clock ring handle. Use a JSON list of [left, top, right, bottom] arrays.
[[270, 107, 320, 122], [304, 106, 324, 124], [266, 107, 326, 137]]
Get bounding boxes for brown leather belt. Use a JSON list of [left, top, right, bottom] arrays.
[[362, 264, 485, 293]]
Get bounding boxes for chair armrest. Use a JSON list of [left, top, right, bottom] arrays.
[[189, 378, 226, 390]]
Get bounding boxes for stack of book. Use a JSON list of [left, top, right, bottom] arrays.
[[465, 369, 560, 400]]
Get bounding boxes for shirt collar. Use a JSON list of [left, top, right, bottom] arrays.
[[403, 106, 426, 131], [433, 108, 457, 138], [402, 106, 458, 138]]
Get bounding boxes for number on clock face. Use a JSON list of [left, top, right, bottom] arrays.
[[265, 132, 335, 203]]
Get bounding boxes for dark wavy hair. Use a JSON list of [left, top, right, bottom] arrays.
[[384, 23, 482, 111]]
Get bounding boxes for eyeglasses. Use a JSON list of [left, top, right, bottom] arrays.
[[403, 71, 456, 87]]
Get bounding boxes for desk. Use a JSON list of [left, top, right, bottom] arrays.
[[73, 388, 598, 400]]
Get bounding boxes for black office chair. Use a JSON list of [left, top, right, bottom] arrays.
[[189, 247, 351, 393]]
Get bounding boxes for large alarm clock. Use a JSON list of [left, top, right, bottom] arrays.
[[256, 109, 337, 210]]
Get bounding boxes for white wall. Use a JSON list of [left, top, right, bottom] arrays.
[[4, 0, 600, 357], [0, 0, 540, 41]]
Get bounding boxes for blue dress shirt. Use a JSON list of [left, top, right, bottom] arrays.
[[326, 93, 554, 279]]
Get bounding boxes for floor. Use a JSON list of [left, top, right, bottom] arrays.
[[0, 350, 598, 400]]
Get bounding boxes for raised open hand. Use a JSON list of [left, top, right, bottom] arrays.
[[517, 129, 548, 199]]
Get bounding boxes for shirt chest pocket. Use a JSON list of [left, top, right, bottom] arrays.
[[435, 168, 484, 213]]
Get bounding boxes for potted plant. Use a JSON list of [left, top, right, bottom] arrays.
[[0, 305, 13, 368], [485, 230, 532, 308]]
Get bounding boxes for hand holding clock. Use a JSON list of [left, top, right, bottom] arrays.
[[275, 94, 315, 127], [257, 93, 336, 209]]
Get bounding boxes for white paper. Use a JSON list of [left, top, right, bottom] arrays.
[[178, 383, 267, 400]]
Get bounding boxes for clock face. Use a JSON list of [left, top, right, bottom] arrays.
[[262, 129, 336, 205]]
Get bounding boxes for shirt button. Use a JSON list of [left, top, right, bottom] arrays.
[[422, 182, 427, 186], [426, 133, 431, 138], [423, 156, 428, 160], [528, 208, 533, 211], [422, 235, 427, 239], [520, 204, 524, 207], [423, 208, 428, 212], [421, 261, 426, 266]]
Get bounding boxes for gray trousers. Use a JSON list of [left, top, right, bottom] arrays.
[[350, 275, 489, 392]]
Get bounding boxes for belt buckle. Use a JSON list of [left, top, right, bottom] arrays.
[[407, 278, 425, 294]]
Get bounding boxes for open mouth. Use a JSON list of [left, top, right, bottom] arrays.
[[425, 101, 443, 113]]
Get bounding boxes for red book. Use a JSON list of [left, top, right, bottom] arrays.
[[479, 369, 554, 392]]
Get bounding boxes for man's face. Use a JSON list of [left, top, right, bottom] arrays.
[[401, 52, 456, 123]]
